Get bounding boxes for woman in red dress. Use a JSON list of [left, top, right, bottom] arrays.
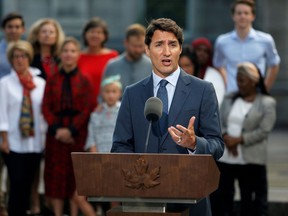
[[78, 17, 118, 105], [42, 37, 95, 216], [28, 18, 65, 80]]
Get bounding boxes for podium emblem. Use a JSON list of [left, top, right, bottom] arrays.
[[122, 157, 161, 190]]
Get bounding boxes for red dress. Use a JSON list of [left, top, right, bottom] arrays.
[[78, 50, 118, 104], [42, 68, 94, 198]]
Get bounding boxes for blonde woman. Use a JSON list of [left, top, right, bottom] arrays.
[[42, 37, 95, 216], [28, 18, 65, 80]]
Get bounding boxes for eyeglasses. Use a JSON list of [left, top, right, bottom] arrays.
[[12, 54, 29, 59]]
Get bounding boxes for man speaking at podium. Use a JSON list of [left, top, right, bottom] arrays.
[[111, 18, 224, 216]]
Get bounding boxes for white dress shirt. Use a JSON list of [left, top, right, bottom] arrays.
[[152, 67, 180, 112], [220, 98, 252, 164], [0, 67, 46, 153]]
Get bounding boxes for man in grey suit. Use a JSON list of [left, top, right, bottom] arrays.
[[111, 18, 224, 216]]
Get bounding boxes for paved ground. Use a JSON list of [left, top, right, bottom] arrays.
[[233, 128, 288, 215], [267, 129, 288, 202], [234, 128, 288, 202]]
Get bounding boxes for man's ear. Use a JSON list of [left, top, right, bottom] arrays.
[[252, 14, 256, 22], [145, 45, 150, 57]]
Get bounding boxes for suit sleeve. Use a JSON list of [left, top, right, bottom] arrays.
[[111, 87, 135, 153], [194, 83, 224, 160]]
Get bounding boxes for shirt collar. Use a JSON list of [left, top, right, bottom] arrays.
[[152, 67, 180, 88], [231, 28, 257, 40], [11, 67, 41, 78]]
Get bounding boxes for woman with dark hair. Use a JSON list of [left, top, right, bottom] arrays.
[[179, 45, 197, 76], [78, 17, 118, 105], [211, 62, 276, 216]]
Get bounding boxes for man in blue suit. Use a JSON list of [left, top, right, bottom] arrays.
[[111, 18, 224, 216]]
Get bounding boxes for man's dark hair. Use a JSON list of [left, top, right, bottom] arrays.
[[145, 18, 184, 47], [231, 0, 256, 15], [1, 12, 25, 29]]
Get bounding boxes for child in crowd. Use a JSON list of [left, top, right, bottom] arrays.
[[85, 75, 122, 152], [85, 74, 122, 215]]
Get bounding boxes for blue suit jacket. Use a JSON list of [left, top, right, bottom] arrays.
[[111, 70, 224, 215]]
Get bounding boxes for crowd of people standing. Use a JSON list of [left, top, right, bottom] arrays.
[[0, 0, 281, 216]]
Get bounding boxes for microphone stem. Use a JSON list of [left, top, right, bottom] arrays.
[[144, 120, 152, 153]]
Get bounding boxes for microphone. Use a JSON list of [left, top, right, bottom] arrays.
[[144, 97, 163, 153]]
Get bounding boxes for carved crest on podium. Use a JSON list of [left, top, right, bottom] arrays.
[[122, 157, 161, 190]]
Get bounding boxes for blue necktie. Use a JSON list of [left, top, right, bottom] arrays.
[[157, 79, 169, 135]]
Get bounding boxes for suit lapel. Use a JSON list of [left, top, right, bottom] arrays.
[[169, 71, 191, 126], [141, 74, 154, 102], [160, 71, 192, 142]]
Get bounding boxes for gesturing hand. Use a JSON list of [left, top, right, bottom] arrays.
[[168, 116, 196, 150]]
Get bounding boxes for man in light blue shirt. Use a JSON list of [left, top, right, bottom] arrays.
[[213, 0, 280, 93], [0, 12, 25, 79]]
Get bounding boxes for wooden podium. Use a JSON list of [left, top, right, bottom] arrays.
[[71, 153, 220, 215]]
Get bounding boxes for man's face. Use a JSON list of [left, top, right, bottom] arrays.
[[145, 30, 182, 78], [125, 35, 145, 61], [233, 4, 255, 30], [3, 18, 25, 42]]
